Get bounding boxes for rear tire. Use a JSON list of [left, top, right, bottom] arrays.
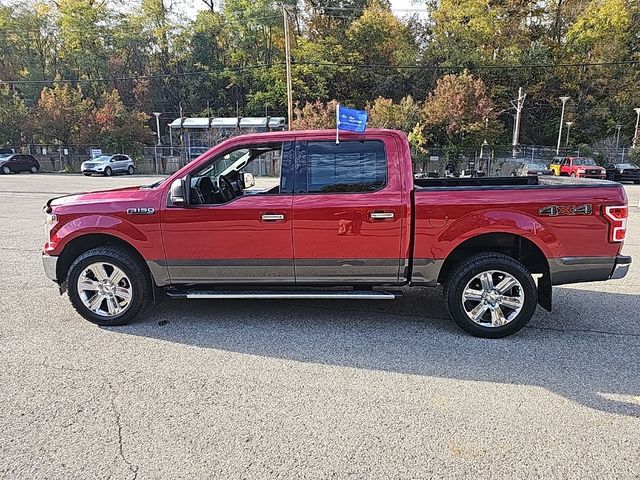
[[444, 253, 538, 338], [66, 246, 152, 326], [104, 166, 112, 177]]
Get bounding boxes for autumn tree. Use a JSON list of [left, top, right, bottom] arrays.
[[291, 100, 338, 130], [94, 90, 151, 152], [422, 71, 501, 152], [30, 83, 96, 145]]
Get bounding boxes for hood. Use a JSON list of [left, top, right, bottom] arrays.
[[47, 185, 149, 209]]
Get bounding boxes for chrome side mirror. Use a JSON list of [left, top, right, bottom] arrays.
[[243, 172, 255, 188], [170, 178, 186, 206]]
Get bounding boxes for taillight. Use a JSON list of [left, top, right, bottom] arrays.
[[603, 206, 628, 242]]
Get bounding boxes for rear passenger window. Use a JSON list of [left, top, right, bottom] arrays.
[[306, 141, 387, 193]]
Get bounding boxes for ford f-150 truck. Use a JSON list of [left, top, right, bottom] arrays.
[[42, 129, 631, 337]]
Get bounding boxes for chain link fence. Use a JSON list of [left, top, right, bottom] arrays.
[[3, 142, 636, 176]]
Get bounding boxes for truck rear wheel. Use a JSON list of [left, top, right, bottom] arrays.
[[444, 253, 537, 338], [66, 246, 152, 326]]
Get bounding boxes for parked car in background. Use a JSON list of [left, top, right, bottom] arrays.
[[0, 153, 40, 174], [605, 163, 640, 183], [553, 157, 606, 178], [81, 155, 135, 176], [511, 161, 553, 176], [0, 148, 16, 155], [548, 156, 564, 176]]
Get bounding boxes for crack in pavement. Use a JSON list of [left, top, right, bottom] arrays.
[[27, 361, 140, 480]]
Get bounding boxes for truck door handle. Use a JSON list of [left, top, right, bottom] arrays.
[[261, 213, 285, 221], [370, 212, 395, 220]]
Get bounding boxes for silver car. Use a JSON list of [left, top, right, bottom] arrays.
[[81, 154, 135, 176]]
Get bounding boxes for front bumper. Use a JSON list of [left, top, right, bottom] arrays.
[[550, 255, 631, 285], [42, 254, 58, 282]]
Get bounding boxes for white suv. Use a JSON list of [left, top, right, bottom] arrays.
[[81, 154, 135, 176]]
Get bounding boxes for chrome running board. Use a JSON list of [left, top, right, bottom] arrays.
[[166, 289, 400, 300]]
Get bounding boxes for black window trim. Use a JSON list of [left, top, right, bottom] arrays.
[[296, 139, 389, 195]]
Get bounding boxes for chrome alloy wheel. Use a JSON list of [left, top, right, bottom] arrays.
[[77, 262, 133, 317], [462, 270, 524, 327]]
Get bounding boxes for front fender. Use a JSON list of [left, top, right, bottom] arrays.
[[46, 214, 150, 256]]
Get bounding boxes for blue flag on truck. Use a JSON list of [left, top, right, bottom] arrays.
[[336, 104, 367, 143]]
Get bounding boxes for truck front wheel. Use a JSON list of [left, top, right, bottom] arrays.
[[444, 253, 537, 338], [66, 246, 152, 326]]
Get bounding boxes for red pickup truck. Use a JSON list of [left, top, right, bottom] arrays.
[[42, 129, 631, 338]]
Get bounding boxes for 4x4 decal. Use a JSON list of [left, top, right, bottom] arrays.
[[539, 204, 592, 216]]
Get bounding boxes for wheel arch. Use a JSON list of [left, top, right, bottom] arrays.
[[56, 233, 150, 288], [438, 232, 552, 311]]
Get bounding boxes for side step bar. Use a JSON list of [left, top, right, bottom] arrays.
[[166, 289, 400, 300]]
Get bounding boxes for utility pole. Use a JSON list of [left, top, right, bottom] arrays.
[[511, 87, 526, 158], [615, 124, 622, 151], [283, 5, 293, 130], [556, 96, 570, 154], [633, 108, 640, 148]]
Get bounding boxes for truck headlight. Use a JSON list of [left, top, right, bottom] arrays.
[[577, 169, 586, 174]]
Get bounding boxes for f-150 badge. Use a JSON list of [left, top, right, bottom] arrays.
[[127, 207, 155, 215]]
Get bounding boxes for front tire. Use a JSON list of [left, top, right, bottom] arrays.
[[444, 253, 537, 338], [30, 166, 39, 173], [104, 166, 112, 177], [2, 165, 10, 174], [127, 165, 134, 175], [67, 246, 152, 326]]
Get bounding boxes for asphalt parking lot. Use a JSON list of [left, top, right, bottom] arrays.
[[0, 173, 638, 479]]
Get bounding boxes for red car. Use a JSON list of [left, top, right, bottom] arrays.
[[556, 156, 606, 179], [42, 130, 630, 338]]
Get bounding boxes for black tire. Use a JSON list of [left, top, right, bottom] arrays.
[[607, 173, 615, 181], [104, 166, 112, 177], [2, 165, 10, 174], [127, 165, 134, 175], [634, 180, 640, 185], [30, 165, 39, 173], [83, 173, 91, 176], [66, 246, 152, 326], [444, 253, 537, 338]]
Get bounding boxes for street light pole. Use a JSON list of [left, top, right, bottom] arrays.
[[153, 112, 162, 145], [556, 96, 570, 154], [615, 124, 622, 150], [565, 121, 573, 149], [633, 108, 640, 148]]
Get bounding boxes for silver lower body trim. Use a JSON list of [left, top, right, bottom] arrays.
[[42, 254, 58, 282]]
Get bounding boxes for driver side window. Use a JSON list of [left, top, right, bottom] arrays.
[[190, 142, 292, 205]]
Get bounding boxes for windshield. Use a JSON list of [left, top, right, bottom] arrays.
[[197, 149, 251, 178], [573, 158, 597, 166], [91, 155, 112, 162], [615, 163, 638, 169], [527, 163, 548, 169]]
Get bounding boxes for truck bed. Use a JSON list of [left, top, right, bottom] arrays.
[[414, 175, 615, 189]]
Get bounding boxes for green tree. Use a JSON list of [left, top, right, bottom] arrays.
[[0, 86, 29, 146]]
